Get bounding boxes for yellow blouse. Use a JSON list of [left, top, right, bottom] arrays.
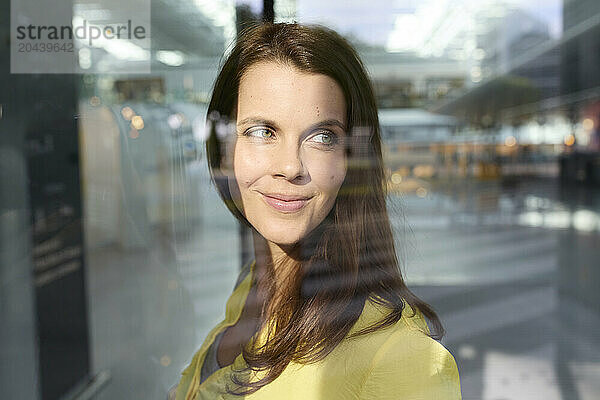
[[176, 261, 462, 400]]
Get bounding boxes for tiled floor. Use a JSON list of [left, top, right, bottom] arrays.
[[86, 176, 600, 399], [403, 178, 600, 400]]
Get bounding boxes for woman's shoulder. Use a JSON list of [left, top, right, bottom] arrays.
[[352, 297, 462, 399], [358, 329, 462, 399], [343, 296, 448, 364], [173, 261, 256, 400], [349, 295, 430, 338]]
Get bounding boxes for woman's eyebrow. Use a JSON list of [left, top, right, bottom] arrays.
[[311, 119, 346, 132], [237, 117, 346, 132], [237, 117, 279, 129]]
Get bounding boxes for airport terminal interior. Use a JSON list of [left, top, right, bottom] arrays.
[[1, 0, 600, 399]]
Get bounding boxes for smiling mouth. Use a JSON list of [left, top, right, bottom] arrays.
[[260, 193, 312, 212]]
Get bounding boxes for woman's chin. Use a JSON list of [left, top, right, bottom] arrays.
[[257, 227, 306, 250], [266, 235, 302, 249]]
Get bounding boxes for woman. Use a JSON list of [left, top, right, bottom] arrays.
[[174, 22, 461, 400]]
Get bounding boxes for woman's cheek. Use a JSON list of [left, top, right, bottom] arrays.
[[317, 154, 346, 186], [234, 145, 262, 186]]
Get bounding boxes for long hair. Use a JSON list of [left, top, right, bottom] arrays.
[[205, 22, 444, 395]]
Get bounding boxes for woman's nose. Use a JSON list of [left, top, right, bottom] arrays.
[[272, 142, 306, 181]]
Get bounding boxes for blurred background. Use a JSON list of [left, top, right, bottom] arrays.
[[1, 0, 599, 399]]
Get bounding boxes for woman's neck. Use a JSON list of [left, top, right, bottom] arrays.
[[251, 230, 300, 311]]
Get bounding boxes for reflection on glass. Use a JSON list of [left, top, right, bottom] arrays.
[[2, 1, 600, 399]]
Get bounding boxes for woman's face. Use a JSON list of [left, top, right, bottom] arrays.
[[228, 62, 347, 250]]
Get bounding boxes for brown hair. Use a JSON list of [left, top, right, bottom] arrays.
[[205, 22, 444, 395]]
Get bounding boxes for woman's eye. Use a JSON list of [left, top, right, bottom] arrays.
[[246, 128, 274, 139], [311, 131, 336, 145]]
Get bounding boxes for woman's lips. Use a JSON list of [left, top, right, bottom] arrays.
[[260, 193, 311, 212]]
